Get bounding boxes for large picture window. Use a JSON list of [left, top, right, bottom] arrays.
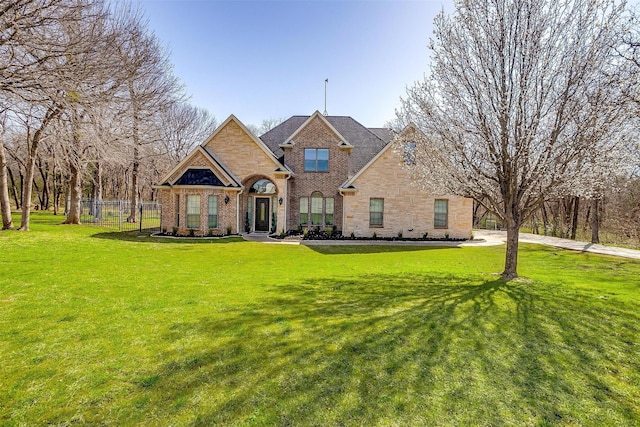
[[434, 199, 448, 228], [299, 194, 335, 227], [208, 195, 218, 229], [299, 197, 308, 225], [186, 195, 200, 229], [304, 148, 329, 172], [369, 198, 384, 228]]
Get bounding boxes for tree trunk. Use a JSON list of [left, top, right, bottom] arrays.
[[91, 162, 103, 220], [63, 162, 82, 224], [0, 141, 14, 229], [127, 149, 139, 222], [502, 214, 520, 280], [570, 196, 580, 240], [37, 157, 50, 211], [52, 157, 59, 215], [541, 203, 549, 236], [19, 154, 37, 230], [591, 198, 600, 244], [8, 166, 20, 210], [18, 106, 60, 231]]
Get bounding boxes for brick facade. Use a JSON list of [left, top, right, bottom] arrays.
[[285, 115, 350, 231], [155, 113, 473, 239], [342, 145, 473, 239]]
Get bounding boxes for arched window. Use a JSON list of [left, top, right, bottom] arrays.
[[249, 179, 276, 194]]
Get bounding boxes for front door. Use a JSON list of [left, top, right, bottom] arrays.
[[255, 197, 270, 232]]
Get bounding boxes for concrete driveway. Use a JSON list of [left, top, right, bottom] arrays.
[[473, 230, 640, 260]]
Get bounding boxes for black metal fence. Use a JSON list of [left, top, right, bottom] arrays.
[[80, 199, 161, 232]]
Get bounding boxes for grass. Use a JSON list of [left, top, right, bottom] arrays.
[[1, 212, 639, 426]]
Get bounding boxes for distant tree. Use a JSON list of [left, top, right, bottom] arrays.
[[396, 0, 632, 279], [246, 117, 286, 136], [160, 102, 217, 166]]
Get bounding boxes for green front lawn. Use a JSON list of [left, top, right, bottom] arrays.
[[1, 213, 639, 425]]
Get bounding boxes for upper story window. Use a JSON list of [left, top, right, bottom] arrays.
[[304, 148, 329, 172], [403, 142, 416, 165]]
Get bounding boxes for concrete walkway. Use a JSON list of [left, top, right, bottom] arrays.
[[242, 231, 640, 260]]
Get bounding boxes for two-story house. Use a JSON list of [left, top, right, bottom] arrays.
[[155, 111, 473, 238]]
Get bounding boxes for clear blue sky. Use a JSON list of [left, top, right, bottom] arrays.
[[136, 0, 452, 128]]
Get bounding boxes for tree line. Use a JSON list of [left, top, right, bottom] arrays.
[[0, 0, 217, 231]]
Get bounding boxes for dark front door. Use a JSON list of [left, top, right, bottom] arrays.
[[255, 197, 270, 232]]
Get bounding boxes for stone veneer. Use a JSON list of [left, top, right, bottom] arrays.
[[342, 145, 473, 239]]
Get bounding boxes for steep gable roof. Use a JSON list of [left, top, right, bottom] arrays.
[[203, 114, 288, 172], [259, 113, 390, 176], [157, 146, 241, 188], [340, 139, 396, 191], [368, 128, 394, 144], [260, 116, 308, 158]]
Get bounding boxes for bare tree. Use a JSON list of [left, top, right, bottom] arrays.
[[111, 6, 182, 222], [396, 0, 631, 279], [160, 102, 217, 166], [0, 0, 111, 230], [0, 112, 12, 229]]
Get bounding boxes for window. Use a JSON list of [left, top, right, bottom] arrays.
[[370, 198, 384, 227], [186, 194, 200, 229], [304, 148, 329, 172], [208, 195, 218, 229], [299, 197, 308, 225], [300, 194, 334, 227], [311, 192, 323, 225], [325, 198, 334, 226], [403, 142, 416, 165], [434, 199, 448, 228], [249, 179, 276, 194]]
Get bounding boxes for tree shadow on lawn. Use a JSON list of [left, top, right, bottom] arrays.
[[304, 244, 462, 255], [131, 274, 640, 425]]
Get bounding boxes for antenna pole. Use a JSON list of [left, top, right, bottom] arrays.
[[323, 78, 328, 115]]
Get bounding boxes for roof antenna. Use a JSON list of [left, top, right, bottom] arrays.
[[323, 78, 328, 116]]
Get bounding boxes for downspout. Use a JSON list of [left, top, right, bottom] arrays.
[[339, 188, 345, 237], [236, 187, 243, 235], [284, 174, 292, 232]]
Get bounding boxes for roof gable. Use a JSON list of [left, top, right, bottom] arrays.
[[174, 168, 225, 186], [203, 115, 286, 171], [280, 111, 351, 148], [341, 141, 395, 190], [158, 146, 240, 187]]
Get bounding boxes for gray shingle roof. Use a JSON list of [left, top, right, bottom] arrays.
[[259, 115, 390, 176], [368, 128, 394, 144]]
